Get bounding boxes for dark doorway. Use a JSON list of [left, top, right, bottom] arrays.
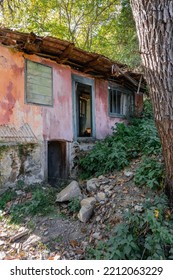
[[76, 82, 92, 137], [48, 141, 66, 184]]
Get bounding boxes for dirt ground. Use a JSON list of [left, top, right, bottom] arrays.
[[0, 159, 153, 260]]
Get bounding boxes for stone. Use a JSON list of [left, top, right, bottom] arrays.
[[96, 192, 106, 202], [104, 185, 113, 192], [98, 175, 105, 180], [56, 181, 82, 202], [86, 178, 99, 192], [78, 205, 94, 223], [80, 197, 96, 208], [0, 240, 5, 246], [134, 204, 143, 212], [15, 190, 25, 196], [92, 232, 101, 240], [0, 251, 6, 260], [124, 171, 134, 178]]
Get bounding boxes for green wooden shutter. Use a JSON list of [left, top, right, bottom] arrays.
[[26, 60, 53, 106]]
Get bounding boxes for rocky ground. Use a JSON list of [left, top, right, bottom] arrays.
[[0, 159, 153, 260]]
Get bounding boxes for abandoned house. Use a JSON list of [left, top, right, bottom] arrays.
[[0, 28, 144, 191]]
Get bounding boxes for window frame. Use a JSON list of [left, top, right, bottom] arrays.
[[108, 85, 134, 118], [25, 59, 53, 107]]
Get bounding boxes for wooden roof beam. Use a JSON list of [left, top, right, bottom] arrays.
[[58, 43, 74, 62]]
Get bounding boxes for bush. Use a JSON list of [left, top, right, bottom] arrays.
[[86, 194, 173, 260], [134, 156, 164, 189], [80, 103, 162, 179], [0, 190, 17, 210]]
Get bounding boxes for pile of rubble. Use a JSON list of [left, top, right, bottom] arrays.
[[0, 160, 152, 260]]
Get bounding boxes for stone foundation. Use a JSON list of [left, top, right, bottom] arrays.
[[0, 142, 44, 194], [69, 140, 95, 178]]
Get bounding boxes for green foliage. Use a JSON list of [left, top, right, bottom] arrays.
[[68, 197, 81, 213], [0, 189, 17, 210], [0, 0, 140, 67], [142, 98, 154, 119], [86, 194, 173, 260], [80, 138, 129, 178], [134, 156, 164, 189], [4, 185, 57, 223], [80, 102, 162, 179]]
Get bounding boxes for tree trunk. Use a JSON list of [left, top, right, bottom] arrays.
[[130, 0, 173, 204]]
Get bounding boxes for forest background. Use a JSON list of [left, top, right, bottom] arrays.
[[0, 0, 140, 68]]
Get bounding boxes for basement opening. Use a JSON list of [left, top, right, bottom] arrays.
[[48, 141, 67, 184]]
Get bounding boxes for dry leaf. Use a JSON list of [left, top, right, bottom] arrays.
[[69, 240, 79, 247]]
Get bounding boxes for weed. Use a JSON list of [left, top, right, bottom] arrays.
[[52, 235, 63, 243], [0, 189, 17, 210], [68, 197, 81, 213], [80, 105, 162, 179], [134, 156, 164, 189], [86, 194, 173, 260], [26, 220, 36, 231], [8, 185, 57, 224]]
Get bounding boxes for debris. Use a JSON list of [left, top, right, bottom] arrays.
[[78, 205, 94, 223], [0, 251, 6, 260], [56, 181, 82, 202], [96, 192, 106, 202], [86, 178, 99, 192], [10, 229, 29, 243], [80, 197, 96, 207], [134, 204, 143, 212]]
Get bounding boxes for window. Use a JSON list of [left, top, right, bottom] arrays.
[[108, 86, 134, 117], [25, 60, 53, 106]]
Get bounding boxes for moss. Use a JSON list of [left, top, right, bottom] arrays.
[[18, 143, 37, 157], [0, 145, 9, 159]]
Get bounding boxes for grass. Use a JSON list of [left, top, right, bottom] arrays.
[[0, 183, 58, 224]]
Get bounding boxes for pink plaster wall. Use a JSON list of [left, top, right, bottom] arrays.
[[0, 45, 73, 142], [95, 79, 124, 139], [0, 44, 136, 143], [42, 64, 73, 141]]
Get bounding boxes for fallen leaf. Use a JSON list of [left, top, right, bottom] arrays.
[[69, 240, 79, 247]]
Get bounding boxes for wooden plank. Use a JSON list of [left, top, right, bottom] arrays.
[[27, 60, 51, 74], [27, 75, 52, 88], [27, 83, 52, 95], [10, 230, 29, 243], [27, 70, 52, 79], [27, 95, 52, 105], [26, 60, 53, 106]]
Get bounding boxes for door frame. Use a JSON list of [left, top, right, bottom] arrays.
[[72, 74, 96, 140]]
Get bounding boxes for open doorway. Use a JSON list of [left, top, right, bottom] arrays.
[[72, 75, 95, 139], [48, 141, 66, 184], [76, 83, 92, 137]]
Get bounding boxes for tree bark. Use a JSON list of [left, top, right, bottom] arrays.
[[130, 0, 173, 204]]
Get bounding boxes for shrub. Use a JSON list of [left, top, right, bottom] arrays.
[[86, 194, 173, 260], [68, 197, 81, 213], [0, 190, 17, 210], [80, 104, 162, 179], [134, 156, 164, 189]]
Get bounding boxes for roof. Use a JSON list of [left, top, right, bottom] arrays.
[[0, 28, 145, 91]]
